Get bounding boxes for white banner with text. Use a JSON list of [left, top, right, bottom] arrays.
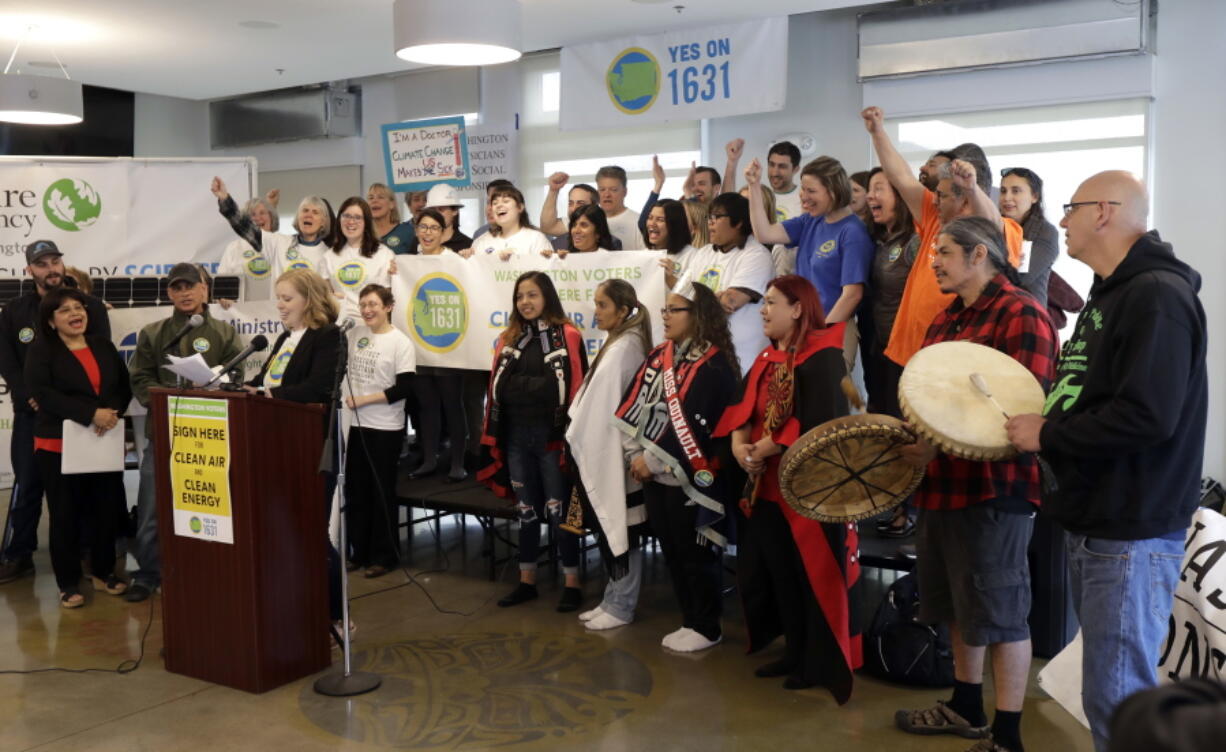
[[560, 17, 788, 131], [390, 251, 667, 370]]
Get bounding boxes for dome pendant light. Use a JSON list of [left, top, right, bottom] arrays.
[[0, 27, 83, 126], [393, 0, 522, 67]]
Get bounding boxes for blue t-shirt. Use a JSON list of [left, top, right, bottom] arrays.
[[383, 221, 417, 255], [781, 212, 874, 315]]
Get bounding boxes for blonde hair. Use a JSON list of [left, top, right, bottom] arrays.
[[64, 265, 93, 294], [684, 200, 709, 247], [276, 269, 338, 329], [366, 183, 401, 224]]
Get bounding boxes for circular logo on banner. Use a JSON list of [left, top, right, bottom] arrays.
[[356, 337, 371, 350], [607, 47, 661, 115], [694, 470, 714, 488], [192, 337, 210, 353], [246, 255, 270, 278], [118, 331, 138, 365], [411, 273, 468, 354], [337, 262, 365, 288], [43, 178, 102, 232], [190, 517, 203, 533], [818, 239, 837, 257], [17, 327, 34, 344]]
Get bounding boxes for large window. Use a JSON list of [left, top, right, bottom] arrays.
[[519, 52, 701, 230], [885, 98, 1149, 320]]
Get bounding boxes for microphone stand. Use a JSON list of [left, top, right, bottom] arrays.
[[314, 329, 381, 697]]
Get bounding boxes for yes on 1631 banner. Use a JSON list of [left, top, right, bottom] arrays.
[[390, 251, 667, 370], [560, 17, 787, 131]]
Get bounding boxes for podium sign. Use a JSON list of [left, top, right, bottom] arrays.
[[167, 396, 234, 544]]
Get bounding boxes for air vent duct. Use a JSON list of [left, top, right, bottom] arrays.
[[210, 86, 360, 148]]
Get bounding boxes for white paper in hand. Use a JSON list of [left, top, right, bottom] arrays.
[[161, 353, 217, 386], [61, 420, 125, 475]]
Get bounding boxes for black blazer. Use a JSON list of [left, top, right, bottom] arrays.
[[248, 324, 340, 404], [24, 333, 131, 440]]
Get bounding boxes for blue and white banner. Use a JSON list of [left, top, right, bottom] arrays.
[[560, 17, 788, 131], [380, 116, 472, 192], [390, 251, 667, 369]]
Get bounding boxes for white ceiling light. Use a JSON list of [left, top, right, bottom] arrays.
[[0, 26, 83, 126], [393, 0, 522, 67]]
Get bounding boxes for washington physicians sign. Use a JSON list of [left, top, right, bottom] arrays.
[[560, 18, 788, 130]]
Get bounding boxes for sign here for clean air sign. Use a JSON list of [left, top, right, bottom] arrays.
[[560, 17, 788, 131], [380, 116, 472, 192]]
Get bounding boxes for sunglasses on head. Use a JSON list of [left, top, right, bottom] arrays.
[[1000, 167, 1036, 179]]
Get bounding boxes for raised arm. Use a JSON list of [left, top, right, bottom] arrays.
[[861, 107, 926, 220], [211, 176, 263, 252], [721, 138, 744, 194], [639, 156, 665, 239], [538, 172, 569, 236], [744, 159, 791, 246], [950, 159, 1003, 229]]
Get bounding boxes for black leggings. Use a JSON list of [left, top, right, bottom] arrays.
[[412, 367, 467, 474], [343, 426, 402, 568], [36, 450, 122, 592]]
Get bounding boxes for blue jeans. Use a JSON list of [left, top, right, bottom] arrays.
[[130, 439, 161, 588], [1, 410, 43, 562], [1066, 533, 1183, 752], [505, 421, 578, 575]]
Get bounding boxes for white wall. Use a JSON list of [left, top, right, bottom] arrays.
[[133, 93, 209, 157], [706, 9, 868, 179], [1151, 0, 1226, 481]]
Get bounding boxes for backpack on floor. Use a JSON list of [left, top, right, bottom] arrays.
[[863, 573, 955, 687]]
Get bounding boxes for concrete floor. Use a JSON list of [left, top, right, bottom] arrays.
[[0, 506, 1095, 752]]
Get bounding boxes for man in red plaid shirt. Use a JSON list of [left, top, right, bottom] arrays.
[[893, 216, 1058, 752]]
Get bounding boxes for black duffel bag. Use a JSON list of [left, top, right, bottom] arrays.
[[863, 573, 955, 687]]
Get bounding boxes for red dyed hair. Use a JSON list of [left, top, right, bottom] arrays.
[[766, 274, 828, 350]]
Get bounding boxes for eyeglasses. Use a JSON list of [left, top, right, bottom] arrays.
[[417, 224, 443, 233], [339, 213, 365, 222], [707, 213, 729, 221], [1061, 200, 1121, 218], [660, 306, 691, 317]]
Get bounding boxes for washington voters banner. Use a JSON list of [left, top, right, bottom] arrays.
[[560, 18, 788, 131], [390, 251, 667, 369], [0, 157, 253, 280], [1158, 507, 1226, 683]]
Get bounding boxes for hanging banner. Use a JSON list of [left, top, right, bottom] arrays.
[[1158, 507, 1226, 683], [456, 123, 519, 200], [380, 116, 472, 192], [560, 17, 788, 131], [390, 250, 667, 369], [0, 157, 254, 280], [167, 396, 233, 545]]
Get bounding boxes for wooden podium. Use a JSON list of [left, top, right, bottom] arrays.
[[150, 388, 331, 693]]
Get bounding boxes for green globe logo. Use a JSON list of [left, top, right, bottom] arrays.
[[337, 262, 365, 287], [189, 517, 203, 533], [411, 273, 467, 354], [43, 178, 102, 232], [607, 47, 660, 115]]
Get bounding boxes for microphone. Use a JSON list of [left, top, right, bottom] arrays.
[[205, 334, 269, 388], [162, 314, 205, 353], [338, 318, 357, 334]]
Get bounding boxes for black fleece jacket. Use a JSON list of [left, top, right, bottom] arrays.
[[1039, 230, 1207, 539]]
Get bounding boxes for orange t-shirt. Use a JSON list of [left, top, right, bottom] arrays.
[[883, 189, 1023, 366]]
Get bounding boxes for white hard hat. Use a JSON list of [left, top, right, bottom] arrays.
[[425, 184, 462, 209]]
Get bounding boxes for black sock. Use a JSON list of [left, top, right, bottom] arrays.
[[947, 680, 987, 727], [991, 710, 1023, 751]]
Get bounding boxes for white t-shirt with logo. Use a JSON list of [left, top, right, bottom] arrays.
[[470, 227, 554, 258], [606, 208, 645, 250], [218, 238, 273, 301], [774, 186, 803, 223], [666, 244, 698, 279], [321, 243, 396, 324], [262, 327, 306, 392], [344, 326, 416, 431], [685, 239, 774, 375], [257, 232, 326, 283]]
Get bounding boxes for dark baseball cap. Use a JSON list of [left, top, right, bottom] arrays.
[[167, 262, 204, 286], [25, 240, 62, 265]]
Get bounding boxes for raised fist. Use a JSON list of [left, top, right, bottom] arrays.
[[210, 176, 228, 200], [860, 106, 884, 134], [547, 172, 569, 191], [725, 138, 745, 162], [743, 158, 762, 187]]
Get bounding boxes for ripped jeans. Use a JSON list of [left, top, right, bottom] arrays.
[[506, 420, 579, 575]]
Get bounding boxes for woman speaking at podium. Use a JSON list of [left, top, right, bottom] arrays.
[[25, 287, 131, 609], [245, 268, 344, 630]]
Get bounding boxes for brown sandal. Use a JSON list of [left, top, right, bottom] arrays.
[[894, 701, 989, 739]]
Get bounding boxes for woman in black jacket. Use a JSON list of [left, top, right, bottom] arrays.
[[25, 287, 131, 608], [246, 268, 344, 630]]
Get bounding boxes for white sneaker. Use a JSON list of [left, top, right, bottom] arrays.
[[660, 626, 690, 649], [664, 627, 721, 653], [578, 606, 605, 623], [585, 611, 631, 631]]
